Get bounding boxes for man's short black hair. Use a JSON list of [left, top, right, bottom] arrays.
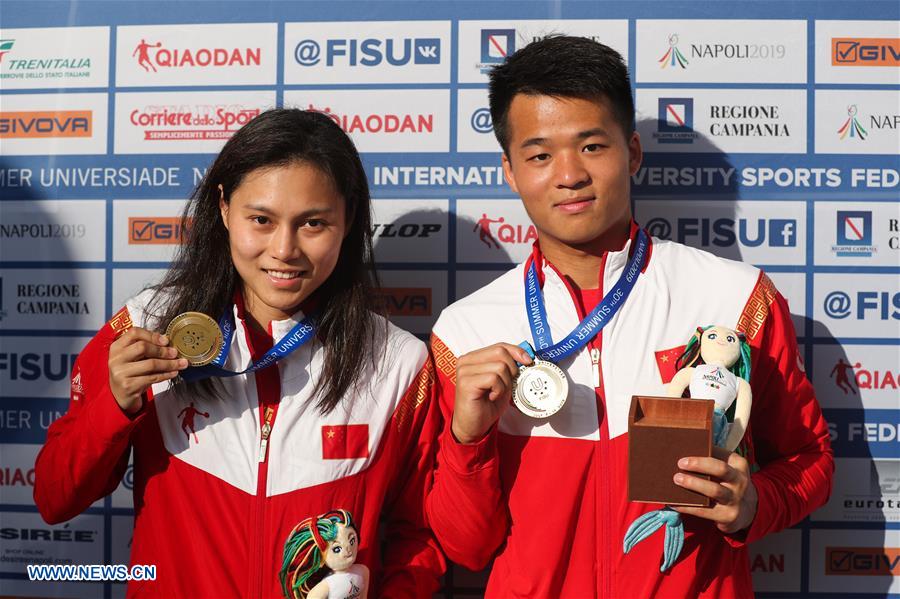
[[488, 35, 635, 155]]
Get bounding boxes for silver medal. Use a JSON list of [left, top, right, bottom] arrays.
[[513, 359, 569, 418]]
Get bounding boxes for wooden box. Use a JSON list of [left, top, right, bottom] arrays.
[[627, 395, 714, 507]]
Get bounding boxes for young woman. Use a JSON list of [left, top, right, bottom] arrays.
[[34, 109, 444, 598]]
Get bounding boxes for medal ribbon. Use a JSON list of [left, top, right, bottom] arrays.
[[181, 311, 316, 382], [523, 228, 649, 363]]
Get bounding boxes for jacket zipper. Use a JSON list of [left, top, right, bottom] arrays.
[[595, 252, 609, 599], [250, 397, 279, 598], [554, 260, 609, 598], [590, 348, 601, 388], [245, 322, 282, 599]]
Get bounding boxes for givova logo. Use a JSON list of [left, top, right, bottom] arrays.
[[294, 36, 440, 67], [834, 211, 875, 257], [826, 547, 900, 576], [832, 37, 900, 66], [129, 217, 189, 245], [0, 92, 107, 155], [0, 111, 92, 139]]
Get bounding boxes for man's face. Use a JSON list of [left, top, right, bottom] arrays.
[[501, 94, 642, 248]]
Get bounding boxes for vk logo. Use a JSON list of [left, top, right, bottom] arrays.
[[295, 37, 441, 67], [414, 39, 441, 64]]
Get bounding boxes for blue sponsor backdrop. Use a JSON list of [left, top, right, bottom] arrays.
[[1, 1, 898, 598]]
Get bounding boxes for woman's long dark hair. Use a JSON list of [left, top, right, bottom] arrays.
[[147, 108, 383, 413]]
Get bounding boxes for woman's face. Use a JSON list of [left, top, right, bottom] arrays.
[[323, 523, 358, 572], [219, 162, 346, 328], [699, 326, 741, 368]]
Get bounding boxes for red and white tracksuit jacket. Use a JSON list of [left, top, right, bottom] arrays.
[[426, 226, 834, 598], [34, 290, 444, 598]]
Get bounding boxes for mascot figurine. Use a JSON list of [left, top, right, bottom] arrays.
[[624, 325, 752, 571], [280, 509, 369, 599]]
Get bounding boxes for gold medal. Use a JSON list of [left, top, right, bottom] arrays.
[[512, 359, 569, 419], [165, 312, 224, 367]]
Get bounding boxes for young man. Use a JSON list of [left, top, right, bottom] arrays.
[[425, 36, 833, 598]]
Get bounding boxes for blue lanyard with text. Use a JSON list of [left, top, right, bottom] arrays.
[[181, 310, 316, 383], [523, 229, 649, 363]]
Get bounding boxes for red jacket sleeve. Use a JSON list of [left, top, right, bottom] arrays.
[[728, 278, 834, 546], [379, 357, 447, 596], [33, 307, 144, 524], [425, 334, 509, 571]]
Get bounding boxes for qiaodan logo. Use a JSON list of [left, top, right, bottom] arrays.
[[133, 39, 262, 73]]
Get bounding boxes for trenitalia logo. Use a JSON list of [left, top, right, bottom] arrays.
[[826, 546, 900, 575], [128, 217, 190, 244], [832, 38, 900, 66], [0, 110, 92, 138], [375, 288, 431, 316], [132, 39, 261, 72], [0, 39, 14, 63]]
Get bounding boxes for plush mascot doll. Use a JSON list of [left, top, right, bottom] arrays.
[[623, 325, 752, 571], [280, 509, 369, 599]]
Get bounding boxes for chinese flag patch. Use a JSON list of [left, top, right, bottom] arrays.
[[655, 345, 687, 385], [321, 424, 369, 460]]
